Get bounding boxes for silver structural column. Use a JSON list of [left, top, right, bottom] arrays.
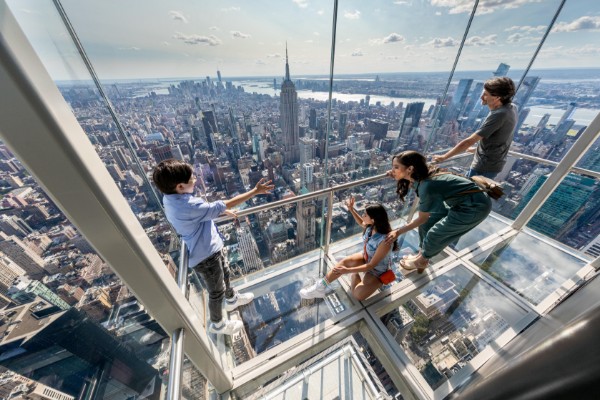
[[0, 3, 232, 392], [512, 112, 600, 231], [166, 242, 189, 400]]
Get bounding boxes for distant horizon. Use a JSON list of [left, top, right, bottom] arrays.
[[54, 66, 600, 85]]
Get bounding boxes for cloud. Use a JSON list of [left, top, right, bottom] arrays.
[[564, 44, 600, 56], [305, 40, 314, 43], [426, 36, 459, 47], [507, 33, 524, 43], [465, 34, 497, 46], [431, 0, 541, 15], [393, 1, 411, 4], [314, 32, 320, 36], [208, 26, 220, 31], [293, 0, 309, 8], [267, 53, 282, 58], [255, 59, 266, 65], [118, 46, 140, 51], [221, 7, 240, 12], [169, 11, 188, 23], [371, 33, 405, 45], [552, 16, 600, 32], [317, 9, 324, 15], [162, 41, 170, 46], [173, 32, 222, 46], [435, 11, 442, 16], [351, 49, 364, 56], [344, 10, 361, 19], [505, 25, 545, 33], [231, 31, 251, 39]]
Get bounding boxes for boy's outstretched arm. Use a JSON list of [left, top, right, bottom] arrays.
[[224, 178, 274, 209]]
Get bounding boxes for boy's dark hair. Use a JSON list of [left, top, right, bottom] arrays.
[[152, 159, 193, 194], [484, 77, 516, 105]]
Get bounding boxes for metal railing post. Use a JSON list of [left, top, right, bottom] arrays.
[[166, 241, 189, 400]]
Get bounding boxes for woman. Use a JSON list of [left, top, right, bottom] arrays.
[[386, 151, 492, 273], [299, 197, 398, 301]]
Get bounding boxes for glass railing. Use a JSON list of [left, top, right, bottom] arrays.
[[0, 149, 170, 399]]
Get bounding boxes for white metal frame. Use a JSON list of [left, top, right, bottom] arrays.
[[0, 3, 232, 392]]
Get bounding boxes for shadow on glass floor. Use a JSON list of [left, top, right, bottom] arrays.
[[470, 231, 588, 306]]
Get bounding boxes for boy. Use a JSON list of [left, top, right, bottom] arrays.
[[153, 159, 274, 335]]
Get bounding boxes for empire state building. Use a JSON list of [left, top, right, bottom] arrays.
[[280, 46, 300, 164]]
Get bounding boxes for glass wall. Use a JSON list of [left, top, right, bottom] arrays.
[[0, 148, 170, 398]]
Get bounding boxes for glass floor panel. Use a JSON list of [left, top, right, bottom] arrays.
[[224, 259, 352, 365], [239, 332, 402, 400], [470, 232, 589, 306], [381, 264, 531, 395], [450, 215, 509, 252]]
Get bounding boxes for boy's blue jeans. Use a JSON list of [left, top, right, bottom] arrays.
[[466, 168, 498, 179], [191, 250, 236, 323]]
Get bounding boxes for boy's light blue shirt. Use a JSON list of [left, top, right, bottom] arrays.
[[162, 193, 226, 268]]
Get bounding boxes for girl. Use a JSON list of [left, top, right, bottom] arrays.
[[300, 197, 398, 301], [385, 150, 492, 273]]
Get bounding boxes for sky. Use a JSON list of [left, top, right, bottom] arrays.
[[7, 0, 600, 80]]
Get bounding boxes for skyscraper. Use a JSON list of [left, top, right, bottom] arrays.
[[514, 76, 540, 109], [236, 219, 264, 274], [493, 63, 510, 77], [296, 200, 316, 252], [400, 102, 424, 142], [280, 46, 300, 165]]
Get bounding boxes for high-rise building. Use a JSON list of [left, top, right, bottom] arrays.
[[309, 108, 317, 130], [555, 102, 577, 130], [217, 69, 222, 82], [299, 137, 318, 165], [236, 219, 264, 274], [493, 62, 510, 77], [513, 173, 597, 237], [453, 79, 473, 117], [514, 76, 540, 109], [0, 305, 160, 399], [400, 102, 424, 141], [0, 234, 46, 280], [338, 112, 348, 140], [0, 253, 25, 295], [296, 200, 316, 252], [7, 277, 70, 309], [279, 46, 300, 165]]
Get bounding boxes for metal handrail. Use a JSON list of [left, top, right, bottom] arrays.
[[214, 172, 388, 223]]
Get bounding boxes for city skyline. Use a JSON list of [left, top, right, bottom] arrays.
[[5, 0, 600, 79]]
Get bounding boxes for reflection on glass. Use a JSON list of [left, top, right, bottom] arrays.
[[471, 233, 587, 305], [511, 173, 599, 251], [382, 265, 528, 391], [450, 215, 508, 252], [201, 260, 350, 365], [237, 331, 399, 399]]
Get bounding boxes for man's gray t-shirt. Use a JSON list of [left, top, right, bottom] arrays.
[[472, 103, 518, 173]]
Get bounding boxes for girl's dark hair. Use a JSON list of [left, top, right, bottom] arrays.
[[152, 159, 193, 194], [392, 151, 439, 202], [365, 203, 398, 251]]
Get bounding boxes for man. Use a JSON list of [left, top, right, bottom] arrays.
[[433, 77, 517, 179]]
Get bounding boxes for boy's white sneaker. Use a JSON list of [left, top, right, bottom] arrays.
[[224, 292, 255, 312], [208, 319, 244, 335], [299, 281, 328, 299]]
